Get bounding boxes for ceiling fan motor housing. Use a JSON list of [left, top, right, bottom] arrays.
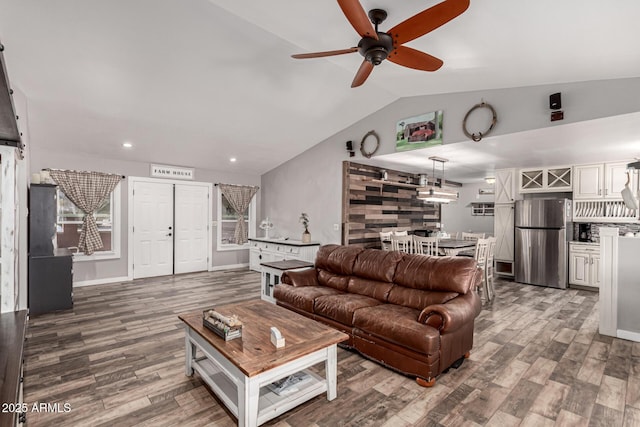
[[358, 32, 394, 65]]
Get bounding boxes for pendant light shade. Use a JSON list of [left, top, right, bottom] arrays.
[[416, 156, 458, 203]]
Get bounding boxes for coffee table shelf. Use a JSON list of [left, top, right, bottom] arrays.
[[193, 356, 325, 425]]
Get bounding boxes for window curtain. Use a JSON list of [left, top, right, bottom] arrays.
[[218, 184, 259, 245], [49, 170, 121, 255]]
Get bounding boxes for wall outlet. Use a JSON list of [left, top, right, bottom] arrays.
[[333, 223, 340, 231], [212, 221, 217, 227]]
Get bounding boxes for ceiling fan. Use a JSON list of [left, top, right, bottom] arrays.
[[292, 0, 470, 88]]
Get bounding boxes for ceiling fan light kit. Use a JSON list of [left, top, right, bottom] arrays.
[[292, 0, 470, 87]]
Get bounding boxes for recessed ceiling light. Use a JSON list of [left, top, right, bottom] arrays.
[[230, 157, 237, 162], [122, 142, 133, 148]]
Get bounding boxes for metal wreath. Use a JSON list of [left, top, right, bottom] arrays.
[[462, 102, 497, 142], [360, 130, 380, 158]]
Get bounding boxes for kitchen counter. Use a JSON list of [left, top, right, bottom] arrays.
[[570, 241, 600, 246]]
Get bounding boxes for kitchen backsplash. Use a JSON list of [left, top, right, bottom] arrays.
[[574, 222, 640, 242]]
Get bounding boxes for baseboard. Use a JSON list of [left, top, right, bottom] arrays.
[[73, 276, 130, 287], [617, 329, 640, 343], [210, 263, 249, 272]]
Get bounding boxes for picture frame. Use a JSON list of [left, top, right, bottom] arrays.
[[395, 110, 443, 152]]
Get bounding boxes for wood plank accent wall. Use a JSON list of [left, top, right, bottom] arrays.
[[342, 161, 441, 248]]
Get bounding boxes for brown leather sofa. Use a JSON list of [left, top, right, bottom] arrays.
[[274, 244, 482, 386]]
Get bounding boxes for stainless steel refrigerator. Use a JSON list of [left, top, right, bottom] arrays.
[[515, 199, 573, 288]]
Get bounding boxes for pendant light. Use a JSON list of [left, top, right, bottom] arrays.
[[416, 156, 458, 203]]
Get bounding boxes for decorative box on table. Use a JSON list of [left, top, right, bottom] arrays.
[[202, 309, 243, 341]]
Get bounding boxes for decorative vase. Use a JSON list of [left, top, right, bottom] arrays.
[[302, 228, 311, 243]]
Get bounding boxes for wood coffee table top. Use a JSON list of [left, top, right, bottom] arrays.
[[179, 299, 348, 377]]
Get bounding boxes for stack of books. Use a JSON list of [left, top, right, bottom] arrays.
[[202, 309, 243, 341]]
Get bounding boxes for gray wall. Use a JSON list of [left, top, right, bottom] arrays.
[[29, 147, 260, 284], [440, 182, 494, 236], [261, 78, 640, 244]]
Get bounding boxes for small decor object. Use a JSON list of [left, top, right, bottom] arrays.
[[259, 217, 274, 238], [396, 111, 443, 152], [360, 130, 380, 158], [270, 326, 285, 348], [300, 212, 311, 243], [203, 309, 243, 341], [462, 101, 497, 142]]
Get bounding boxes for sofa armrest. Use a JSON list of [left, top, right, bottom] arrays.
[[281, 268, 319, 287], [417, 292, 482, 333]]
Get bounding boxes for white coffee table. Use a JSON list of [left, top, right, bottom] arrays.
[[179, 300, 348, 427]]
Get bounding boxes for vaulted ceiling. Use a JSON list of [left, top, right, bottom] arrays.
[[1, 0, 639, 178]]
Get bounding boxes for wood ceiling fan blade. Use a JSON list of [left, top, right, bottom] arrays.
[[351, 60, 374, 88], [292, 47, 358, 59], [388, 0, 470, 45], [337, 0, 378, 40], [387, 46, 443, 71]]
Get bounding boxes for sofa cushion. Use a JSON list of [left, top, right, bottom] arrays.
[[353, 304, 440, 354], [273, 285, 343, 313], [346, 277, 393, 302], [318, 270, 350, 291], [387, 287, 459, 311], [314, 294, 382, 326], [352, 249, 403, 283], [315, 245, 363, 276], [393, 254, 478, 294]]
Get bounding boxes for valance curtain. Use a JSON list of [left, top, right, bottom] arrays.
[[218, 184, 259, 245], [49, 170, 121, 255]]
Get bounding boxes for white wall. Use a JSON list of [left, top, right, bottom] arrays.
[[29, 147, 260, 284], [262, 78, 640, 244], [441, 182, 494, 236]]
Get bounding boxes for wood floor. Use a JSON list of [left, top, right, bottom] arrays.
[[23, 270, 640, 426]]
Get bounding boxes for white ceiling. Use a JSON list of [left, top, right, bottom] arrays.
[[1, 0, 640, 180]]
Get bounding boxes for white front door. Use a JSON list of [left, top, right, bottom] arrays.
[[133, 181, 174, 279], [174, 184, 209, 274]]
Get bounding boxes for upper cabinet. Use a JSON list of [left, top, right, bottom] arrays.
[[573, 161, 639, 222], [495, 168, 519, 203], [519, 166, 572, 193], [573, 162, 637, 200]]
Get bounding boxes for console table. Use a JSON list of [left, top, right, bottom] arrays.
[[0, 310, 27, 427], [248, 238, 319, 272]]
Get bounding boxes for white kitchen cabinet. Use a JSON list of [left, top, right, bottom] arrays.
[[519, 166, 572, 193], [604, 162, 637, 199], [573, 164, 603, 199], [569, 242, 600, 289], [494, 203, 515, 276], [573, 161, 637, 200], [248, 238, 319, 272], [495, 168, 519, 203]]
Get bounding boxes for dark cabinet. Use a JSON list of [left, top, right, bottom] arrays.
[[28, 250, 73, 315], [28, 184, 73, 315], [29, 184, 58, 256]]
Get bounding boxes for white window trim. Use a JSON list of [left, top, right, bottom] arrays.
[[68, 183, 121, 262], [216, 187, 256, 252]]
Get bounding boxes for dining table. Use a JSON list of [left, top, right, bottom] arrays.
[[437, 238, 476, 256]]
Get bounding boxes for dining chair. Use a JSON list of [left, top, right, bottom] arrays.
[[390, 234, 413, 253], [484, 237, 497, 301], [379, 231, 392, 251], [473, 238, 491, 301], [393, 230, 409, 236], [461, 232, 486, 241], [413, 235, 439, 256]]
